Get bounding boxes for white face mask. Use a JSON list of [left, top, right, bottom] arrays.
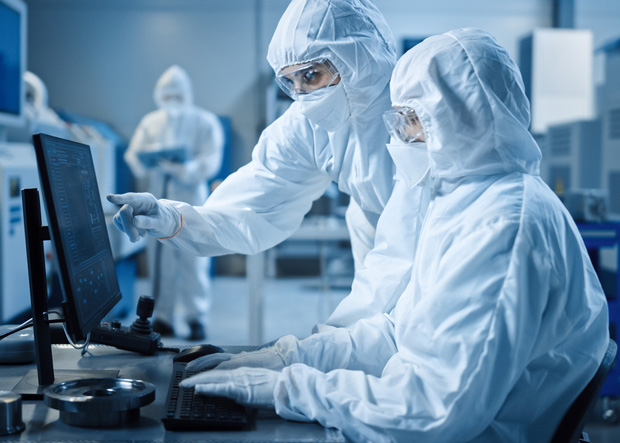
[[386, 140, 430, 188], [297, 82, 350, 132]]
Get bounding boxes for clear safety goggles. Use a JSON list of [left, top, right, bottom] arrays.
[[276, 59, 340, 99], [382, 107, 425, 143]]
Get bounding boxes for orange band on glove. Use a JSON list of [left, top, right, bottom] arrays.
[[158, 214, 184, 240]]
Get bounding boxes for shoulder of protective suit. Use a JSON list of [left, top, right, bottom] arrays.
[[190, 106, 221, 124], [262, 102, 327, 148], [139, 109, 166, 126]]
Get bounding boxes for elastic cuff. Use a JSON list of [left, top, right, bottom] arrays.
[[158, 214, 184, 240]]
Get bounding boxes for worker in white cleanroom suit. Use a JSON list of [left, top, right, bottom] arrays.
[[109, 0, 403, 328], [180, 28, 610, 442], [124, 65, 225, 340], [22, 71, 70, 139]]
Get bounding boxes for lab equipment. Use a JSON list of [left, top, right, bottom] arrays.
[[518, 29, 595, 134], [56, 111, 123, 214], [43, 378, 155, 427], [90, 295, 161, 355], [544, 119, 602, 199], [162, 347, 253, 431], [564, 189, 608, 222], [599, 38, 620, 221], [0, 391, 25, 436], [0, 0, 26, 133], [0, 143, 44, 322], [0, 325, 34, 363], [14, 134, 125, 398]]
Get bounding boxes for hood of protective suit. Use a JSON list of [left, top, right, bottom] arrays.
[[267, 0, 397, 116], [24, 71, 49, 110], [390, 28, 541, 181], [154, 65, 194, 109]]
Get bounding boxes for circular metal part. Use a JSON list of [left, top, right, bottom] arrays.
[[43, 378, 155, 427], [0, 391, 25, 436]]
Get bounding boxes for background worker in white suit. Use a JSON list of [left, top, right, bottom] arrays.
[[111, 0, 408, 331], [124, 65, 225, 341]]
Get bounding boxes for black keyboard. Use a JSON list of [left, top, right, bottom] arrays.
[[162, 361, 254, 431]]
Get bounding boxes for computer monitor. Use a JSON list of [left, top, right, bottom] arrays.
[[16, 133, 121, 398], [33, 133, 122, 339], [0, 0, 26, 131]]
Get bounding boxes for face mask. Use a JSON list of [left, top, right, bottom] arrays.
[[297, 82, 350, 132], [386, 141, 430, 188], [165, 104, 184, 120]]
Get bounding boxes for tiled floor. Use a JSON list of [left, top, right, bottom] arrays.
[[123, 275, 620, 440]]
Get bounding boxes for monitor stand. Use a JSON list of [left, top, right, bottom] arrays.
[[14, 188, 117, 400]]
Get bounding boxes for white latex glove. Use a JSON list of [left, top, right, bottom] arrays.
[[107, 193, 182, 242], [180, 367, 280, 408], [185, 347, 286, 372]]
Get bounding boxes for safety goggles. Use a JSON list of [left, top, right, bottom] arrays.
[[382, 107, 425, 143], [276, 59, 340, 99]]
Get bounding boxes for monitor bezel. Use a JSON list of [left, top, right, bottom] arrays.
[[32, 133, 121, 341], [0, 0, 27, 129]]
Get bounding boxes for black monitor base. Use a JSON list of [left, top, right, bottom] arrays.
[[13, 369, 120, 400]]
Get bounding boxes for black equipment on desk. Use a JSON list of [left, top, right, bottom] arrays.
[[17, 134, 124, 398], [91, 296, 161, 355], [162, 361, 254, 431]]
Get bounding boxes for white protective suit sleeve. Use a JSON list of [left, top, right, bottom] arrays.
[[344, 199, 377, 271], [276, 313, 398, 377], [124, 116, 151, 180], [165, 112, 333, 256], [316, 180, 431, 331]]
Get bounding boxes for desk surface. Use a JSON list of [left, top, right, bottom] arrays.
[[0, 345, 344, 442]]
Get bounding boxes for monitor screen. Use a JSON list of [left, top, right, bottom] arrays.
[[0, 0, 25, 127], [33, 133, 121, 341]]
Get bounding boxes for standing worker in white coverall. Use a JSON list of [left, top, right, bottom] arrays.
[[179, 29, 610, 442], [109, 0, 406, 332], [124, 65, 225, 341]]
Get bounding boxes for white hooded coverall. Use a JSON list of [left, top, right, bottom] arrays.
[[264, 29, 610, 442], [125, 65, 225, 329], [165, 0, 398, 293]]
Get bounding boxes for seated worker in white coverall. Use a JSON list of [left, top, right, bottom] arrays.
[[124, 65, 225, 340], [108, 0, 412, 332], [179, 29, 610, 442]]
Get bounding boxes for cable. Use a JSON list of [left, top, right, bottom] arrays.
[[0, 318, 33, 340], [0, 317, 64, 340], [47, 310, 92, 352]]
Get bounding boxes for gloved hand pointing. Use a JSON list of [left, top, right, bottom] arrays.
[[107, 193, 182, 242], [180, 367, 280, 408]]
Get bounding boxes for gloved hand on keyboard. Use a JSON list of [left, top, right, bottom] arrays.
[[185, 346, 286, 372], [180, 367, 280, 408], [107, 193, 182, 242]]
